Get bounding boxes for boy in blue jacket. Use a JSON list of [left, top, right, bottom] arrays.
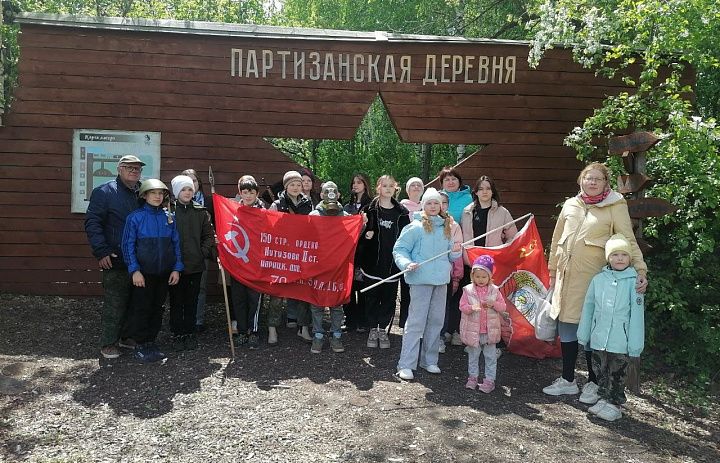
[[577, 234, 644, 422], [122, 179, 183, 363]]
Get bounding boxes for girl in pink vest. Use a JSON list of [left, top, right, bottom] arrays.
[[459, 255, 506, 393]]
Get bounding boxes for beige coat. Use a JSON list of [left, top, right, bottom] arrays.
[[460, 200, 518, 265], [548, 191, 647, 323]]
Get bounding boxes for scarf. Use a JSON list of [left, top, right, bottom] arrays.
[[580, 188, 610, 205], [192, 191, 205, 206]]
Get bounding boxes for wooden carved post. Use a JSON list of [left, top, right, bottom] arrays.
[[609, 132, 677, 392]]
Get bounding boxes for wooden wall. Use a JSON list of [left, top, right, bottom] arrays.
[[0, 15, 631, 296]]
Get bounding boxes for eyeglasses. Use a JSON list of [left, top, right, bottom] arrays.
[[583, 176, 606, 183], [120, 166, 143, 172]]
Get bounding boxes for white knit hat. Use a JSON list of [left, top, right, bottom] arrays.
[[605, 233, 632, 260], [171, 175, 195, 199], [420, 187, 442, 209], [405, 177, 424, 192]]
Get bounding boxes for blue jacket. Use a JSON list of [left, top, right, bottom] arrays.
[[577, 265, 645, 357], [84, 176, 140, 266], [122, 204, 184, 275], [393, 215, 462, 286], [443, 185, 473, 224]]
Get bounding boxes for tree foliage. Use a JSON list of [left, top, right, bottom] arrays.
[[529, 0, 720, 379]]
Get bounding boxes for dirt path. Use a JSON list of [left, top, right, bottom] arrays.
[[1, 294, 717, 462]]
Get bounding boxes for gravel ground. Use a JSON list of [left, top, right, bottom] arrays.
[[0, 293, 718, 462]]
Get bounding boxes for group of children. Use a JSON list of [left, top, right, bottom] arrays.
[[119, 169, 644, 422]]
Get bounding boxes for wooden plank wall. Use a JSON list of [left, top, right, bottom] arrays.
[[0, 20, 629, 297]]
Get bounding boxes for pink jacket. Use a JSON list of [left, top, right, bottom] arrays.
[[459, 283, 507, 347], [450, 221, 463, 283]]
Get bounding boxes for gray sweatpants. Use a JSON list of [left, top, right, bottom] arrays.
[[466, 333, 497, 380], [397, 284, 447, 371]]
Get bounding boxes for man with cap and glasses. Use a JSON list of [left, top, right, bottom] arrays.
[[85, 155, 146, 359]]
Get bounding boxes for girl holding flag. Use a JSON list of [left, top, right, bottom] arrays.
[[393, 188, 463, 380]]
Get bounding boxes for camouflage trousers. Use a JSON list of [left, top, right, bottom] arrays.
[[99, 267, 134, 347], [592, 351, 629, 405], [266, 296, 311, 327]]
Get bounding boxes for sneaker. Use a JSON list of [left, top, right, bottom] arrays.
[[596, 403, 622, 422], [421, 364, 441, 374], [496, 348, 503, 359], [297, 326, 313, 343], [134, 344, 158, 363], [310, 335, 325, 354], [444, 332, 453, 342], [479, 379, 495, 393], [397, 368, 414, 380], [185, 334, 199, 350], [378, 329, 391, 349], [235, 333, 248, 347], [589, 399, 609, 415], [149, 342, 166, 359], [465, 375, 478, 389], [438, 339, 446, 354], [172, 335, 186, 352], [356, 326, 369, 333], [247, 333, 260, 349], [579, 381, 600, 404], [286, 318, 298, 329], [451, 331, 463, 346], [231, 320, 238, 335], [542, 377, 579, 396], [100, 345, 121, 359], [118, 338, 137, 349], [367, 328, 379, 348], [330, 336, 345, 353]]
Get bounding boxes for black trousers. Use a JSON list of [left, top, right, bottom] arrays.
[[131, 273, 169, 344], [343, 279, 367, 329], [169, 272, 202, 336], [231, 277, 262, 334], [364, 280, 398, 330]]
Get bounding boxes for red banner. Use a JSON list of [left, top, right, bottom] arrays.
[[466, 217, 561, 359], [214, 194, 363, 307]]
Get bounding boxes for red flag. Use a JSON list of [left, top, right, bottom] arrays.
[[214, 194, 363, 307], [466, 217, 561, 359]]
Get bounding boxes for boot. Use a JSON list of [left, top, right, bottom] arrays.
[[268, 326, 278, 345], [297, 326, 313, 343]]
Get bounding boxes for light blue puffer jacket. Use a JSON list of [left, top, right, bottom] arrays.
[[577, 265, 645, 357], [393, 215, 462, 286]]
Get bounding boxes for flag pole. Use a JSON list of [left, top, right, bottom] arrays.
[[209, 166, 236, 358], [360, 213, 533, 294]]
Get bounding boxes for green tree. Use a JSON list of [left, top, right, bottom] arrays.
[[529, 0, 720, 380]]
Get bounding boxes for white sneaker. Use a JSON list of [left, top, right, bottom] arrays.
[[542, 377, 579, 396], [397, 368, 414, 380], [421, 364, 441, 374], [231, 320, 238, 335], [579, 381, 600, 404], [596, 403, 622, 421], [438, 339, 446, 354], [588, 399, 608, 415], [496, 348, 503, 359], [451, 331, 463, 346]]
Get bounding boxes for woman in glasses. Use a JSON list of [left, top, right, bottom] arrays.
[[543, 162, 648, 403]]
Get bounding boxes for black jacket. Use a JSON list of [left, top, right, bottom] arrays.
[[172, 200, 216, 274], [358, 197, 410, 278]]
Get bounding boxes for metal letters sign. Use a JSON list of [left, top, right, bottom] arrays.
[[70, 129, 161, 213]]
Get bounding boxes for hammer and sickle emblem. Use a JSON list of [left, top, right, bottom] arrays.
[[222, 223, 250, 263], [520, 239, 538, 258]]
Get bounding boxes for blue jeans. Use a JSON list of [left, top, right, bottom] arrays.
[[466, 334, 497, 380], [310, 305, 344, 336], [397, 284, 446, 371]]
